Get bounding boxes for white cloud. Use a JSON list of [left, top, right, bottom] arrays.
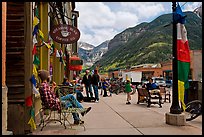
[[183, 2, 202, 12], [120, 2, 165, 19]]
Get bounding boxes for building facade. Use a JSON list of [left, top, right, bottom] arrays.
[[2, 2, 80, 135]]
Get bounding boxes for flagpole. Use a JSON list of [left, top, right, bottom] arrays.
[[170, 2, 182, 114]]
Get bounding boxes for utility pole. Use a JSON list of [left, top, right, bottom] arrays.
[[170, 2, 182, 114]]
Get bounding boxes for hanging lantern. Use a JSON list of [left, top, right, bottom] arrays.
[[69, 55, 83, 71]]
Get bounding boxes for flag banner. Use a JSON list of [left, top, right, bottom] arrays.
[[33, 55, 40, 65], [175, 3, 190, 111], [32, 25, 38, 36], [30, 75, 37, 87], [43, 41, 51, 49], [32, 44, 37, 55], [33, 16, 39, 27], [25, 96, 33, 107], [33, 35, 38, 44], [56, 50, 60, 57], [33, 64, 38, 78], [38, 29, 44, 40], [32, 84, 39, 94], [28, 117, 36, 130]]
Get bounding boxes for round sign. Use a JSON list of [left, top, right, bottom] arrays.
[[50, 24, 80, 44]]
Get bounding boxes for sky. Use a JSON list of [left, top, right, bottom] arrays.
[[75, 2, 202, 46]]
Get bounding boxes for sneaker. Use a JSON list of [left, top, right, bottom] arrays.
[[126, 102, 131, 104], [81, 107, 92, 116], [74, 120, 84, 125], [95, 100, 99, 103]]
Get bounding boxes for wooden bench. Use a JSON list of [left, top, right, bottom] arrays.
[[137, 88, 162, 108]]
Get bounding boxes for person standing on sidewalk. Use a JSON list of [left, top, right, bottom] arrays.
[[82, 70, 93, 99], [91, 69, 100, 102], [125, 79, 132, 104]]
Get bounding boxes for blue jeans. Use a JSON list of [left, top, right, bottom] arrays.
[[93, 85, 99, 101], [60, 94, 83, 121], [75, 89, 84, 101], [85, 84, 93, 98]]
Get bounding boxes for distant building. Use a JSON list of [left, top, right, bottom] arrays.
[[107, 50, 202, 82]]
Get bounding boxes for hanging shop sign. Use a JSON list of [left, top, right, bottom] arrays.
[[69, 56, 83, 71], [50, 24, 80, 44]]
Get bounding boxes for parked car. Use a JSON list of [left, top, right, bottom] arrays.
[[166, 80, 172, 88], [152, 77, 166, 87]]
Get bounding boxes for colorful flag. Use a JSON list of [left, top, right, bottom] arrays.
[[175, 3, 190, 111], [38, 29, 44, 40], [25, 96, 33, 107], [28, 117, 36, 130], [33, 16, 39, 27]]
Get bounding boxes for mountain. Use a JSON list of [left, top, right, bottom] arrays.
[[93, 11, 202, 72], [78, 40, 109, 67]]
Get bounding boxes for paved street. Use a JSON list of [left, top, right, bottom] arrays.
[[30, 89, 202, 135]]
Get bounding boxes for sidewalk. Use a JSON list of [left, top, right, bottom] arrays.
[[30, 90, 202, 135]]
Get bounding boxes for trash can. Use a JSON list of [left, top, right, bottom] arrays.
[[185, 81, 199, 104], [198, 81, 202, 102]]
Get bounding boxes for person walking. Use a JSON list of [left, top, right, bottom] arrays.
[[82, 70, 93, 99], [125, 79, 132, 104], [91, 69, 100, 102]]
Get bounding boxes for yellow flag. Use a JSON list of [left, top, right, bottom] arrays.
[[178, 80, 186, 111], [44, 41, 51, 49], [33, 16, 39, 27], [28, 117, 37, 130], [63, 60, 66, 66], [33, 64, 38, 78], [38, 30, 44, 39]]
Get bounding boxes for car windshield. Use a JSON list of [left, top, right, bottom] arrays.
[[155, 78, 164, 81]]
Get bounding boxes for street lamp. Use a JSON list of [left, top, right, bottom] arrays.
[[170, 2, 182, 114]]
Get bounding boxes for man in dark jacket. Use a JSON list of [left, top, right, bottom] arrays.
[[91, 69, 100, 102], [82, 70, 93, 99]]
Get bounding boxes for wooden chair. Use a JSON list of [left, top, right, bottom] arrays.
[[159, 87, 171, 103], [137, 88, 162, 108], [38, 86, 64, 131], [137, 88, 149, 104], [38, 86, 86, 131]]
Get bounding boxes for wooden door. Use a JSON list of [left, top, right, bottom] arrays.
[[6, 2, 33, 135]]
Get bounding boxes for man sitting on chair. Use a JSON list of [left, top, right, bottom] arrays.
[[146, 77, 163, 103], [38, 70, 91, 125]]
